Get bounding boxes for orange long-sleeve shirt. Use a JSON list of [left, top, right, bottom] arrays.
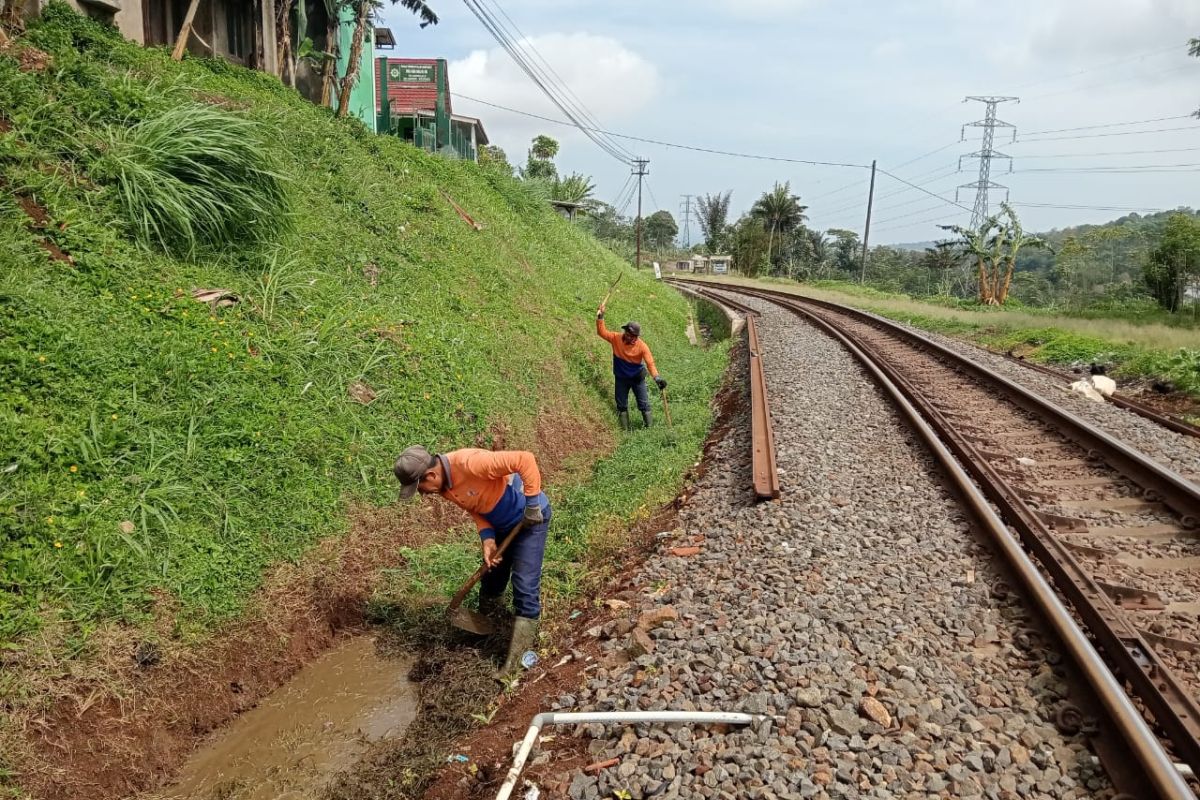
[[597, 318, 659, 379], [438, 449, 546, 540]]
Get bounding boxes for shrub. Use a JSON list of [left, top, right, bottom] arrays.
[[91, 103, 291, 258]]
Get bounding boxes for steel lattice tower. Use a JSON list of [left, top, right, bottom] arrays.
[[957, 96, 1018, 231]]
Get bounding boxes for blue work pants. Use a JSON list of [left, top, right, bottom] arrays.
[[615, 374, 650, 413], [480, 506, 551, 618]]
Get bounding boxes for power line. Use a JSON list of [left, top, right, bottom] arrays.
[[1021, 114, 1193, 136], [1007, 43, 1185, 92], [874, 212, 963, 234], [1013, 201, 1169, 212], [1027, 63, 1194, 101], [608, 173, 633, 209], [460, 0, 633, 164], [879, 168, 975, 214], [1015, 124, 1199, 144], [450, 93, 872, 169], [646, 182, 661, 213], [475, 0, 633, 159], [1018, 145, 1200, 159], [476, 0, 635, 163], [873, 200, 959, 227], [888, 142, 960, 172]]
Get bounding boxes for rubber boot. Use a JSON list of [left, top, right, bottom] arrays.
[[641, 409, 653, 428], [495, 616, 538, 681], [618, 411, 631, 432]]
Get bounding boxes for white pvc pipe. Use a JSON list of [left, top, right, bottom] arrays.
[[495, 711, 760, 800]]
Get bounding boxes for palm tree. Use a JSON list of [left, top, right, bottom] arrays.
[[697, 191, 732, 253], [338, 0, 438, 118], [750, 182, 807, 268]]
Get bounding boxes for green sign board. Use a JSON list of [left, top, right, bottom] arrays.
[[388, 63, 435, 83]]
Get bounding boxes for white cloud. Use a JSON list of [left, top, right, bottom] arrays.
[[1026, 0, 1200, 61], [449, 32, 660, 164], [872, 39, 906, 59]]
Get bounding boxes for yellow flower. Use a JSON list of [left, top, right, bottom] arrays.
[[38, 355, 47, 363], [182, 310, 189, 317], [218, 320, 225, 326], [77, 490, 85, 498], [54, 541, 63, 549], [111, 413, 118, 420], [227, 353, 234, 359], [131, 294, 139, 300], [69, 465, 78, 473], [211, 346, 218, 352], [46, 516, 54, 525]]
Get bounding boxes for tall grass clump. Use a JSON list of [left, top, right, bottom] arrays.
[[92, 103, 291, 257]]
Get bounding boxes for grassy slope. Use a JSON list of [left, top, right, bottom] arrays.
[[0, 10, 725, 660], [707, 276, 1200, 395]]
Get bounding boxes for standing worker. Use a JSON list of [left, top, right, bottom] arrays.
[[393, 445, 550, 679], [596, 300, 667, 429]]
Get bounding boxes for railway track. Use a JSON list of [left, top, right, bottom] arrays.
[[669, 277, 1200, 799]]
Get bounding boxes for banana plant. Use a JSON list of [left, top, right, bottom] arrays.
[[337, 0, 438, 118]]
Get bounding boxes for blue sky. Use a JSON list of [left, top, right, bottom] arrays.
[[379, 0, 1200, 245]]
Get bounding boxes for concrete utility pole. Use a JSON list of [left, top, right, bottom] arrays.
[[957, 96, 1018, 232], [859, 159, 876, 284], [633, 158, 649, 269], [680, 194, 694, 249]]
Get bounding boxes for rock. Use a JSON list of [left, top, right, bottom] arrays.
[[637, 606, 678, 631], [669, 546, 702, 557], [627, 628, 655, 658], [859, 697, 891, 728], [829, 709, 864, 737], [793, 687, 822, 707]]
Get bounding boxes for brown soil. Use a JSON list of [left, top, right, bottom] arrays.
[[11, 43, 50, 72], [0, 116, 11, 133], [10, 403, 611, 800], [418, 505, 678, 800], [12, 191, 74, 263]]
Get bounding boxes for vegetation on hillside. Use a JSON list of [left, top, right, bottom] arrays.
[[0, 6, 725, 659]]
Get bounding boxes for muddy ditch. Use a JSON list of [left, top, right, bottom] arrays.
[[134, 335, 746, 800]]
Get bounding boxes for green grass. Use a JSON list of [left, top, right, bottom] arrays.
[[0, 6, 726, 664], [698, 275, 1200, 394]]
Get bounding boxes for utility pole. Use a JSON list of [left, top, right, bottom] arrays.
[[679, 194, 694, 249], [859, 159, 876, 284], [633, 158, 649, 269], [957, 96, 1018, 232]]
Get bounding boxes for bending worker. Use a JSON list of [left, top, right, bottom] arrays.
[[596, 300, 667, 429], [393, 445, 550, 679]]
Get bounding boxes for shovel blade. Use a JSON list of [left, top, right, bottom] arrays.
[[448, 606, 495, 636]]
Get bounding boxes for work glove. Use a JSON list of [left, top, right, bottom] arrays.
[[655, 376, 668, 390], [524, 500, 544, 525], [596, 309, 605, 320]]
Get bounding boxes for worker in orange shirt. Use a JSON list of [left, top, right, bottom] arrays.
[[596, 300, 666, 429], [393, 445, 549, 679]]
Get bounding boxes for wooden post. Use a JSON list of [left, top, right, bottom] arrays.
[[171, 0, 203, 61]]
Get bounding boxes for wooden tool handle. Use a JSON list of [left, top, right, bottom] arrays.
[[446, 520, 526, 612]]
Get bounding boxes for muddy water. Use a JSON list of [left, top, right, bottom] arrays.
[[148, 637, 416, 800]]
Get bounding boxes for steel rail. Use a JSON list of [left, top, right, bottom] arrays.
[[746, 315, 780, 500], [671, 279, 1199, 798], [668, 279, 779, 500], [1001, 354, 1200, 439]]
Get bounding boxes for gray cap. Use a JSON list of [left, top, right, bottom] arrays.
[[393, 445, 435, 499], [621, 321, 641, 336]]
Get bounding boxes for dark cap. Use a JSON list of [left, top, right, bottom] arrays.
[[393, 445, 435, 499], [621, 321, 641, 336]]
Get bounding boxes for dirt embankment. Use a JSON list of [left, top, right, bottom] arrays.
[[9, 410, 611, 800]]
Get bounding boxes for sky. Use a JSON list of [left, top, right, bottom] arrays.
[[378, 0, 1200, 246]]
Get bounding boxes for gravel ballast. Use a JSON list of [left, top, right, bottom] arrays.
[[545, 297, 1109, 799]]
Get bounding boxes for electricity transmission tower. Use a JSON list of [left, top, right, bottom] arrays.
[[957, 96, 1018, 232], [679, 194, 694, 248]]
